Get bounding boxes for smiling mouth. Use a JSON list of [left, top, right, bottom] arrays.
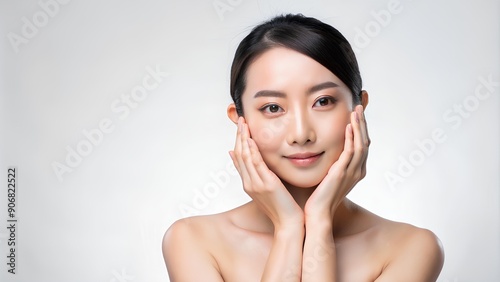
[[285, 152, 324, 159], [284, 152, 324, 167]]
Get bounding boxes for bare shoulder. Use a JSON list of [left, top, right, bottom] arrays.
[[163, 212, 231, 258], [162, 213, 232, 282], [366, 213, 445, 281], [164, 214, 221, 243], [372, 216, 442, 248], [163, 205, 239, 243], [385, 220, 443, 261]]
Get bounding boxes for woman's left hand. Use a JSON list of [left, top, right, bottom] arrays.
[[304, 105, 370, 221]]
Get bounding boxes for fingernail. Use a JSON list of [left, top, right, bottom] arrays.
[[238, 118, 242, 132], [358, 105, 364, 117]]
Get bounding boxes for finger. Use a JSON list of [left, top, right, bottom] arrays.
[[334, 122, 355, 170], [356, 105, 370, 149], [234, 117, 252, 187], [317, 123, 353, 201], [231, 117, 240, 170], [247, 138, 276, 184], [247, 137, 300, 219], [361, 107, 371, 147], [345, 105, 370, 182], [240, 121, 264, 187], [347, 106, 366, 171], [233, 116, 242, 153], [357, 106, 370, 176], [228, 151, 240, 172]]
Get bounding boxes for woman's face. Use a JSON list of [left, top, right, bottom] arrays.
[[240, 47, 354, 188]]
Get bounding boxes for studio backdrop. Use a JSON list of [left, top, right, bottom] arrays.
[[0, 0, 498, 281]]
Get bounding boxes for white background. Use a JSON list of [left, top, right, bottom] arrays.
[[0, 0, 498, 281]]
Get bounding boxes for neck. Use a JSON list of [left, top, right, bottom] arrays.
[[284, 182, 315, 210], [247, 183, 356, 235], [283, 181, 353, 236]]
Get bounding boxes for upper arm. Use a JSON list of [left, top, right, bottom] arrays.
[[162, 219, 224, 282], [375, 228, 444, 282]]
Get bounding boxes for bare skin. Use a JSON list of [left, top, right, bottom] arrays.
[[165, 199, 442, 281], [163, 47, 444, 281]]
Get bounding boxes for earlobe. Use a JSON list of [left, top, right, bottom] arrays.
[[227, 103, 239, 124], [361, 90, 369, 110]]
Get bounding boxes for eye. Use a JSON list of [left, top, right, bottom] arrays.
[[313, 96, 337, 108], [259, 104, 284, 115]]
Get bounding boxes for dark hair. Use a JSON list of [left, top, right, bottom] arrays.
[[230, 14, 362, 116]]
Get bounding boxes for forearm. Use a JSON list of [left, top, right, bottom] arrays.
[[302, 219, 337, 281], [261, 225, 305, 282]]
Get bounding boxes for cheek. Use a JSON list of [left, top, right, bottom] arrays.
[[319, 113, 351, 154], [247, 119, 287, 152], [328, 127, 347, 152]]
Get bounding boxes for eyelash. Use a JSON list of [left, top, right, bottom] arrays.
[[259, 104, 284, 114], [258, 96, 338, 115], [313, 96, 338, 108]]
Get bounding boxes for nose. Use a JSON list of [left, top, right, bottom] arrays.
[[286, 109, 316, 146]]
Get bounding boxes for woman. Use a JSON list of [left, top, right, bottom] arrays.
[[163, 14, 444, 281]]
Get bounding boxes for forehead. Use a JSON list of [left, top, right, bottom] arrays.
[[243, 47, 350, 97]]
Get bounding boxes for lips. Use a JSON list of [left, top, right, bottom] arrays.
[[284, 152, 324, 167], [285, 152, 323, 159]]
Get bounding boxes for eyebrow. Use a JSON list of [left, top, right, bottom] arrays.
[[253, 81, 339, 98]]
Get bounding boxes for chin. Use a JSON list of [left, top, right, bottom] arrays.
[[279, 171, 327, 189]]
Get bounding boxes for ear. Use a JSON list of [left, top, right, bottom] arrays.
[[227, 103, 239, 124], [361, 90, 369, 110]]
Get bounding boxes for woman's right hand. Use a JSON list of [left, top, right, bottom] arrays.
[[229, 117, 304, 231]]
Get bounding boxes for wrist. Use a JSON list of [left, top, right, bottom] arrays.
[[305, 196, 345, 219], [304, 215, 333, 231], [274, 222, 305, 239], [304, 209, 333, 221], [274, 214, 305, 230], [304, 197, 342, 221]]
